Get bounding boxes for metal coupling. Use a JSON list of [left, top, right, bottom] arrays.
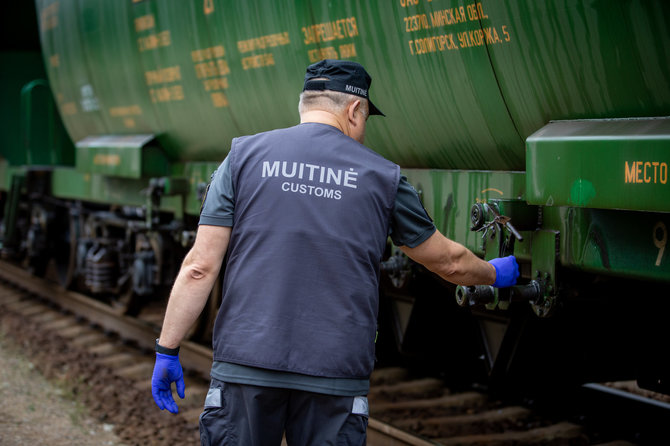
[[510, 280, 542, 302], [455, 285, 495, 307], [455, 281, 543, 308]]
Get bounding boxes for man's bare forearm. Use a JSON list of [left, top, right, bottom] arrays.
[[158, 262, 220, 348], [400, 231, 496, 286], [157, 225, 231, 349], [436, 240, 496, 285]]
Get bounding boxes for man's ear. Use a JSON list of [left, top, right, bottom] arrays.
[[347, 99, 362, 124]]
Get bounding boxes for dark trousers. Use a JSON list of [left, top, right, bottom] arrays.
[[199, 378, 368, 446]]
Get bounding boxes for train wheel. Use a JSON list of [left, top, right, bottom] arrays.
[[28, 204, 79, 289], [52, 206, 79, 288], [24, 205, 50, 277], [112, 232, 162, 316]]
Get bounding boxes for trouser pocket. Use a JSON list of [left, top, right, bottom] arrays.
[[199, 379, 236, 446]]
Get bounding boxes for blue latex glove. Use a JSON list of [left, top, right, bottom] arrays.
[[489, 255, 520, 288], [151, 352, 185, 414]]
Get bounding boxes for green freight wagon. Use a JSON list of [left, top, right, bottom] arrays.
[[1, 0, 667, 394]]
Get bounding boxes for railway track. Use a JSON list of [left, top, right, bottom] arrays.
[[0, 260, 663, 445]]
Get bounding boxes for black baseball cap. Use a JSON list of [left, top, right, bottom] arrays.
[[303, 59, 385, 116]]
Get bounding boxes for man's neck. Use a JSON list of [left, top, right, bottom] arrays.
[[300, 110, 346, 135]]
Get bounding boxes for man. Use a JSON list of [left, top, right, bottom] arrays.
[[151, 59, 519, 445]]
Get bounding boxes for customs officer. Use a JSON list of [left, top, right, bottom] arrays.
[[151, 59, 519, 446]]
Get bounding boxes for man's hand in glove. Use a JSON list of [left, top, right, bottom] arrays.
[[151, 352, 185, 414], [489, 256, 520, 288]]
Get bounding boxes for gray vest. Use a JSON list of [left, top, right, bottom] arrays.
[[212, 123, 400, 379]]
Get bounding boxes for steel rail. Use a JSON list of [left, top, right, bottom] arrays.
[[367, 419, 438, 446], [0, 260, 434, 446], [0, 260, 213, 379]]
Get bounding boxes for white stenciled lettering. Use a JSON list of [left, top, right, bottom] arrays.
[[305, 163, 319, 181], [282, 161, 297, 177], [262, 161, 280, 177], [262, 161, 357, 185], [281, 182, 342, 200], [266, 160, 356, 200], [345, 84, 367, 97], [326, 168, 341, 185], [343, 168, 358, 189]]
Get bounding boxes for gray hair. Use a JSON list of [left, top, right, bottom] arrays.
[[298, 90, 369, 118]]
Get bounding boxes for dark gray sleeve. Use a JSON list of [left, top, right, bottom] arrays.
[[199, 155, 234, 227], [388, 176, 436, 248]]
